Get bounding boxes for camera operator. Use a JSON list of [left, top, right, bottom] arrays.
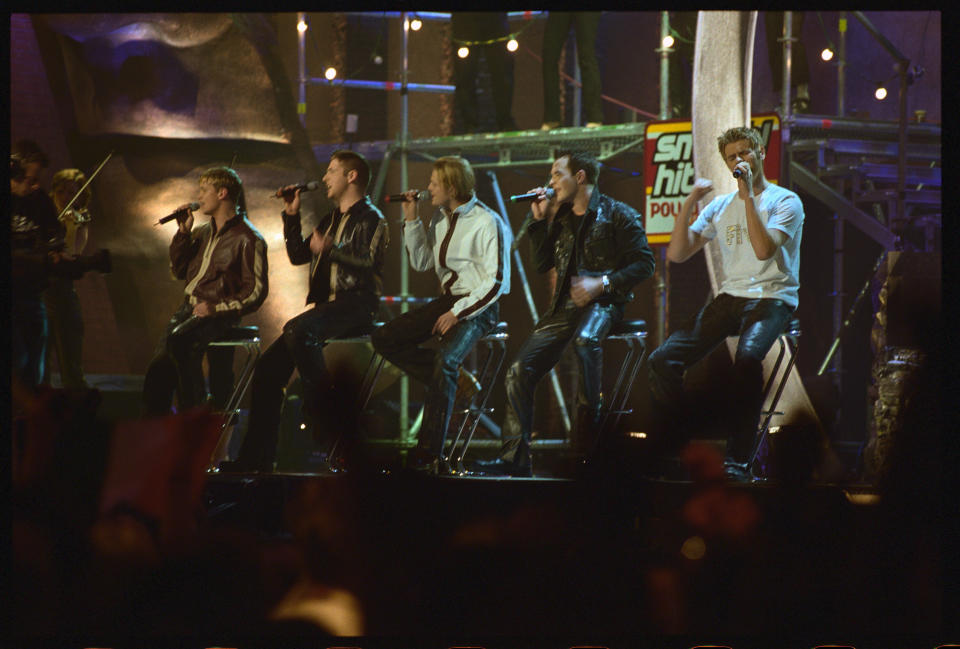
[[11, 140, 63, 389]]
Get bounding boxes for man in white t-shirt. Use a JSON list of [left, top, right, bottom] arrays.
[[647, 126, 804, 481]]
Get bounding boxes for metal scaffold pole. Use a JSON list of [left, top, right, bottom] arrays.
[[297, 12, 307, 127], [399, 12, 412, 443], [654, 11, 673, 347]]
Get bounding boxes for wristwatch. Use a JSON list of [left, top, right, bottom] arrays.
[[601, 274, 611, 294]]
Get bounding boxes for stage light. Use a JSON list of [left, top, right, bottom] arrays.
[[662, 34, 675, 49], [506, 38, 519, 52], [296, 19, 308, 33], [457, 46, 470, 59], [820, 47, 834, 61], [373, 53, 383, 65], [875, 83, 887, 101], [324, 66, 337, 81], [410, 17, 423, 31]]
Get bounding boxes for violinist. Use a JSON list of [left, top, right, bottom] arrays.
[[44, 169, 93, 389]]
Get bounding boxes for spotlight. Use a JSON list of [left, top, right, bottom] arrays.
[[372, 53, 383, 65], [325, 66, 337, 81], [410, 17, 423, 31], [821, 47, 834, 61], [457, 46, 470, 59], [662, 34, 675, 49], [297, 19, 308, 33], [874, 83, 887, 101], [506, 38, 519, 52]]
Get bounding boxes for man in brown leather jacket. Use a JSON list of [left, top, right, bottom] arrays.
[[142, 166, 269, 416], [224, 150, 388, 472]]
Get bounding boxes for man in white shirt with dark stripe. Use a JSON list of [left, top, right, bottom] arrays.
[[372, 156, 511, 474]]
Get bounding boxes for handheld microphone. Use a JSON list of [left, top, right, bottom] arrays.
[[509, 188, 555, 203], [733, 168, 744, 179], [155, 202, 200, 226], [384, 190, 426, 203], [273, 180, 321, 198]]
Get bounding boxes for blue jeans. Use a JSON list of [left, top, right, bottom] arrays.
[[647, 293, 794, 463], [371, 295, 499, 458]]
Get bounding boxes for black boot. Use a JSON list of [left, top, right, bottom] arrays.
[[472, 437, 532, 477]]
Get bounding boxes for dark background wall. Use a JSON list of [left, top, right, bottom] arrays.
[[11, 11, 941, 443]]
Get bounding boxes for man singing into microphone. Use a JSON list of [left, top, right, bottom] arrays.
[[646, 126, 804, 482], [142, 167, 268, 416], [224, 150, 388, 472], [371, 156, 510, 474], [476, 150, 655, 477]]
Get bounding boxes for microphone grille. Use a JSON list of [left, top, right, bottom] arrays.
[[189, 202, 200, 210], [306, 180, 321, 191]]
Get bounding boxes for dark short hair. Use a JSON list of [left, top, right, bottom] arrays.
[[12, 139, 50, 172], [331, 149, 371, 193], [556, 149, 600, 185]]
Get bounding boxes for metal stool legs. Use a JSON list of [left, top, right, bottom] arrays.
[[206, 328, 262, 470], [325, 348, 386, 469], [598, 320, 649, 439], [747, 320, 801, 477], [447, 325, 509, 473]]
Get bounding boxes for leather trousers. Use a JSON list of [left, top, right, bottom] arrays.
[[498, 296, 624, 463], [371, 295, 499, 458], [142, 299, 240, 416], [235, 294, 378, 470], [647, 293, 794, 463]]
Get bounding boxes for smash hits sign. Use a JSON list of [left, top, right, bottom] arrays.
[[643, 114, 780, 245]]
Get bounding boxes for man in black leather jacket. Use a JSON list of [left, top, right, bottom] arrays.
[[476, 150, 655, 476], [226, 150, 388, 472]]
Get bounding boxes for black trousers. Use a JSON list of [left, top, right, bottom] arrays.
[[371, 295, 499, 458], [43, 276, 87, 389], [647, 293, 794, 464], [499, 296, 624, 464], [542, 11, 603, 125], [142, 299, 239, 417], [12, 293, 48, 390], [234, 294, 378, 470], [451, 12, 516, 132]]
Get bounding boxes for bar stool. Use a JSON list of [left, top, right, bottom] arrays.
[[447, 321, 510, 474], [206, 325, 261, 469], [597, 319, 649, 438], [323, 322, 386, 470], [748, 317, 801, 478]]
